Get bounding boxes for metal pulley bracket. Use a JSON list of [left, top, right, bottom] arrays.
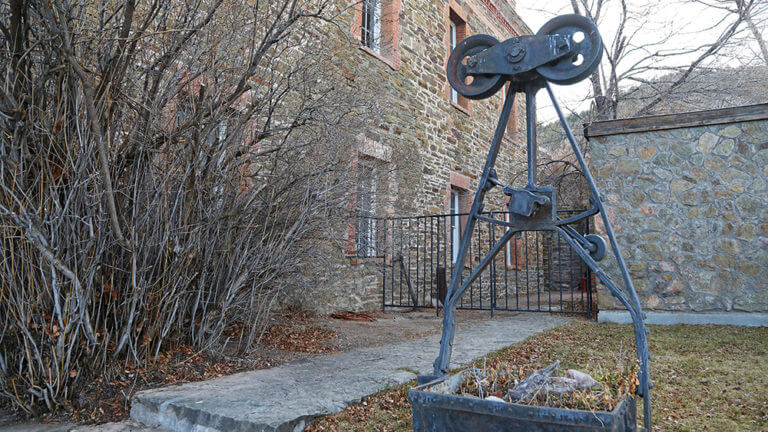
[[504, 186, 551, 217], [464, 34, 574, 76], [504, 186, 556, 231]]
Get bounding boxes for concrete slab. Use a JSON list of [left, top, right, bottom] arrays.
[[0, 420, 161, 432], [599, 310, 768, 326], [131, 313, 571, 432]]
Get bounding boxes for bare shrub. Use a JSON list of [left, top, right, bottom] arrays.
[[0, 0, 369, 414]]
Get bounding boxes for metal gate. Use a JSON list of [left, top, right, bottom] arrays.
[[376, 210, 594, 317]]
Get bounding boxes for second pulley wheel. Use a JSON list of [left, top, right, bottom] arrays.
[[446, 34, 505, 100], [585, 234, 607, 261], [536, 14, 603, 85]]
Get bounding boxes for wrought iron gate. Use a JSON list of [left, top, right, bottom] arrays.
[[376, 210, 594, 317]]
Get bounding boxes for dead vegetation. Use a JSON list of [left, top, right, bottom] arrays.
[[446, 356, 638, 413], [0, 0, 371, 416], [307, 321, 768, 432]]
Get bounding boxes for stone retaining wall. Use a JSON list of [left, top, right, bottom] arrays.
[[586, 105, 768, 315]]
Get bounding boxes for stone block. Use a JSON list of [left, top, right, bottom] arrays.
[[737, 261, 762, 278], [615, 158, 643, 175], [703, 156, 727, 171], [748, 178, 766, 193], [719, 125, 742, 138], [645, 294, 662, 309], [735, 223, 757, 242], [715, 237, 741, 254], [608, 146, 629, 157], [670, 178, 695, 194], [713, 138, 735, 156], [733, 289, 768, 312], [696, 132, 718, 154], [671, 141, 694, 158], [678, 189, 700, 206], [735, 195, 761, 217], [637, 146, 657, 161]]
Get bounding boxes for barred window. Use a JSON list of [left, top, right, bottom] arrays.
[[447, 10, 469, 110], [356, 162, 378, 257], [361, 0, 382, 53], [449, 20, 458, 104]]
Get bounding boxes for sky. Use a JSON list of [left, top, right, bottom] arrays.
[[513, 0, 754, 122]]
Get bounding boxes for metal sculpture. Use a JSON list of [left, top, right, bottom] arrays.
[[426, 14, 653, 430]]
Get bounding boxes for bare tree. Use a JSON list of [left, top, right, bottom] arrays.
[[565, 0, 763, 120], [0, 0, 372, 414]]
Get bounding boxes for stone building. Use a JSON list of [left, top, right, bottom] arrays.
[[586, 104, 768, 326], [311, 0, 537, 312]]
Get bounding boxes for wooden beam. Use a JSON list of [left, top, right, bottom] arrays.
[[584, 103, 768, 138]]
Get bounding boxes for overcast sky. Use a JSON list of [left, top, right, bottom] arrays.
[[513, 0, 750, 122]]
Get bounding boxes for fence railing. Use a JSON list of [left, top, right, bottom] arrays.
[[356, 210, 594, 317]]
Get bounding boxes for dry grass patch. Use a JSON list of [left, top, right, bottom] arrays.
[[307, 321, 768, 432]]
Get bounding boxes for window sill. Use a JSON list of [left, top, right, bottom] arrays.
[[450, 100, 471, 116], [346, 256, 385, 266], [359, 45, 399, 71]]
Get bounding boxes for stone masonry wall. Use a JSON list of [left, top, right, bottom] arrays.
[[589, 116, 768, 314], [306, 0, 532, 313]]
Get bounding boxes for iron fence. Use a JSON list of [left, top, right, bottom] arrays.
[[360, 211, 594, 317]]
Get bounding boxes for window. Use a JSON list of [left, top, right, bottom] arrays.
[[356, 0, 402, 68], [356, 162, 378, 258], [450, 188, 462, 263], [449, 20, 458, 104], [504, 210, 523, 270], [361, 0, 382, 52], [447, 10, 469, 111]]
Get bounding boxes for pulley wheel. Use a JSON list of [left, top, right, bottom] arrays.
[[536, 14, 603, 85], [585, 234, 607, 261], [447, 34, 505, 100]]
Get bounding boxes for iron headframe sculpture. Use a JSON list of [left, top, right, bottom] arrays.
[[426, 14, 653, 430]]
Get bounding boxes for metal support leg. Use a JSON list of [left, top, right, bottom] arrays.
[[546, 83, 652, 431], [433, 91, 517, 376]]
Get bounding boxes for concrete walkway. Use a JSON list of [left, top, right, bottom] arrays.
[[0, 419, 160, 432], [130, 313, 571, 432]]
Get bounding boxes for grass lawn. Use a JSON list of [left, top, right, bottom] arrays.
[[306, 321, 768, 432]]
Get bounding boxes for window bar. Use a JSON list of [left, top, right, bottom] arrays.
[[559, 229, 564, 311], [514, 234, 520, 310], [381, 218, 387, 311], [586, 216, 593, 318], [398, 218, 403, 306], [547, 232, 552, 312], [504, 224, 509, 310], [489, 215, 496, 316], [431, 216, 436, 308], [408, 219, 413, 307], [390, 219, 395, 306], [536, 232, 541, 311], [525, 233, 531, 311], [569, 228, 575, 312]]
